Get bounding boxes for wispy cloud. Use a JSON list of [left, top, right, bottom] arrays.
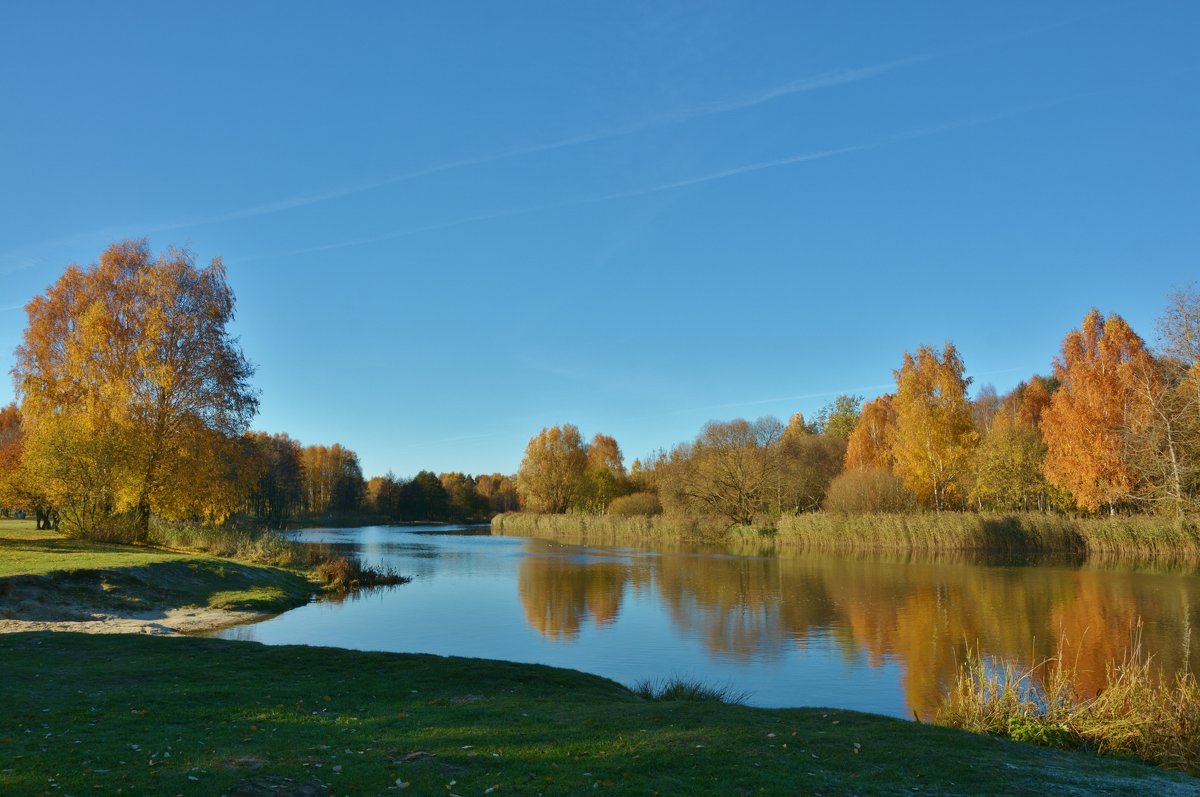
[[205, 56, 929, 226], [1, 53, 932, 274], [240, 96, 1071, 264]]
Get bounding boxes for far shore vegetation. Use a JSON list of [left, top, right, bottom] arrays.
[[2, 632, 1196, 795], [500, 289, 1200, 557]]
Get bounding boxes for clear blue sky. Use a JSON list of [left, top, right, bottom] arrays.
[[2, 2, 1197, 479]]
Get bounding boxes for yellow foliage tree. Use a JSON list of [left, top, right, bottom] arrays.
[[889, 343, 978, 511], [1040, 309, 1154, 513], [12, 240, 258, 539], [516, 425, 588, 513]]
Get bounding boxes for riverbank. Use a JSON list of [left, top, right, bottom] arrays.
[[0, 520, 314, 635], [492, 511, 1200, 558], [1, 632, 1193, 796]]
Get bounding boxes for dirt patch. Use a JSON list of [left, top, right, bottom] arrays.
[[0, 581, 266, 635]]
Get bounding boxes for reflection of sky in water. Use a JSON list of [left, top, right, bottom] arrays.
[[214, 525, 1200, 720]]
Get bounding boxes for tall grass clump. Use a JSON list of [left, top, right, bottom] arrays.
[[149, 523, 309, 566], [1075, 516, 1200, 558], [937, 635, 1200, 773], [631, 676, 749, 705]]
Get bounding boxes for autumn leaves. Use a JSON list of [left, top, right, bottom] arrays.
[[516, 292, 1200, 520], [9, 241, 257, 540], [841, 303, 1200, 515]]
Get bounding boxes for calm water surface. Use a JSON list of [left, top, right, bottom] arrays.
[[214, 525, 1200, 719]]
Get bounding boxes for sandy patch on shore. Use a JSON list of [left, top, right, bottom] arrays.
[[0, 582, 267, 635], [0, 606, 267, 635]]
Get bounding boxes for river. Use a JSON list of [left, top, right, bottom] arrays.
[[212, 524, 1200, 719]]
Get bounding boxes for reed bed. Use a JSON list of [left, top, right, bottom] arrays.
[[491, 511, 728, 546], [496, 511, 1200, 558], [767, 513, 1087, 552], [937, 634, 1200, 773], [1074, 516, 1200, 558]]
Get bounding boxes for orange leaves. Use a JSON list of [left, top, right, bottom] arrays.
[[1041, 309, 1155, 512], [844, 395, 896, 471]]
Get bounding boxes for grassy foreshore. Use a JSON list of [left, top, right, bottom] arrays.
[[1, 633, 1195, 796], [492, 511, 1200, 558], [0, 520, 315, 630]]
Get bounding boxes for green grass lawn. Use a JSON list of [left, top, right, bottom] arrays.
[[0, 519, 313, 613], [0, 633, 1194, 797]]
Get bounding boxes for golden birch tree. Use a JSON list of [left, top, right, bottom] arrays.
[[889, 343, 978, 511], [12, 240, 258, 539], [516, 425, 588, 513]]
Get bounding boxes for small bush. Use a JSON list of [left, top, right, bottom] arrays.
[[607, 492, 663, 516], [314, 556, 410, 592], [823, 468, 917, 513]]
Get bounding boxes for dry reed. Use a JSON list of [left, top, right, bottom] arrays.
[[937, 629, 1200, 773]]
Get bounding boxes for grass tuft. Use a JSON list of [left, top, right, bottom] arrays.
[[631, 676, 749, 704]]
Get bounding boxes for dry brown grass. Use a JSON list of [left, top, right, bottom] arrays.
[[937, 627, 1200, 773]]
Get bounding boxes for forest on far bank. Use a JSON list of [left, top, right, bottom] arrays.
[[513, 291, 1200, 529], [2, 239, 1197, 542]]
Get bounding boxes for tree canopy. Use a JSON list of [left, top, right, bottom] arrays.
[[889, 343, 978, 511], [12, 240, 258, 539]]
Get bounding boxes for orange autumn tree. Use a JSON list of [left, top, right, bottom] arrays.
[[1040, 309, 1156, 513], [844, 394, 896, 471], [889, 343, 978, 511]]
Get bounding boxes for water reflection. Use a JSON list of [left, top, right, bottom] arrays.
[[513, 539, 1199, 717], [215, 525, 1199, 718]]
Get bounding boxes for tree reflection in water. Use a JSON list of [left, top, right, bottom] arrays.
[[515, 536, 1200, 717]]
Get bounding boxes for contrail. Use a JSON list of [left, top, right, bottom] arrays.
[[240, 96, 1071, 264], [6, 53, 933, 265]]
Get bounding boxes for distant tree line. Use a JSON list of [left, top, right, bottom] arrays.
[[514, 289, 1200, 524]]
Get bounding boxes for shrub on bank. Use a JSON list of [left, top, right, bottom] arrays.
[[607, 491, 663, 516], [823, 467, 917, 513]]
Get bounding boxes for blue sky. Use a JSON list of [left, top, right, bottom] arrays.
[[2, 2, 1198, 478]]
